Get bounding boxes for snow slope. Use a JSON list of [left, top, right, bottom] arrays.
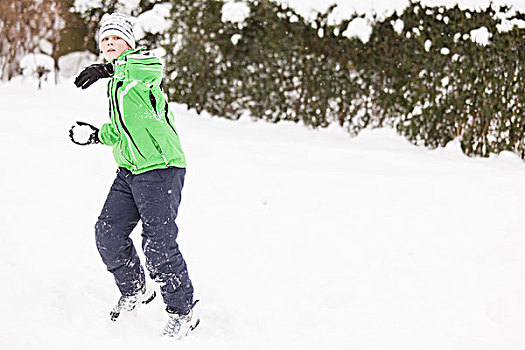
[[1, 76, 525, 349]]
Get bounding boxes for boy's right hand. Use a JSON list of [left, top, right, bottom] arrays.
[[69, 121, 101, 145], [74, 63, 114, 89]]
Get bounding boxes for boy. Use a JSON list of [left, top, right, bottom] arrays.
[[69, 13, 199, 339]]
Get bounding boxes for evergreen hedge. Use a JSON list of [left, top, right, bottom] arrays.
[[164, 0, 525, 158]]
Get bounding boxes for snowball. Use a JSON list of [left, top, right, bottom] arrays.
[[71, 124, 94, 144]]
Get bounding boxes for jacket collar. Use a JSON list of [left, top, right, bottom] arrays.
[[114, 47, 147, 61]]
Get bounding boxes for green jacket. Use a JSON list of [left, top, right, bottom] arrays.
[[98, 47, 186, 174]]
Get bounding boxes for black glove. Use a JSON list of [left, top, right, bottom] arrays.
[[74, 63, 114, 89], [69, 121, 101, 145]]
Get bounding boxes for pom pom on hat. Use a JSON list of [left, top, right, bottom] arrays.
[[99, 13, 136, 50]]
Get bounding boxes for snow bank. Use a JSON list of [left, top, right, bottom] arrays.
[[58, 51, 97, 78], [19, 53, 55, 78]]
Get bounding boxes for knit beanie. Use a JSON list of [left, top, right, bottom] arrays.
[[98, 13, 136, 50]]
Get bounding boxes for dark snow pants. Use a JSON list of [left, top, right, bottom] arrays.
[[95, 166, 194, 315]]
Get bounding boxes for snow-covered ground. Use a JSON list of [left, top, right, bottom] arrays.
[[2, 75, 525, 349], [6, 1, 525, 348]]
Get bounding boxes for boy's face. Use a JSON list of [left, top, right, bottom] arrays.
[[100, 35, 131, 61]]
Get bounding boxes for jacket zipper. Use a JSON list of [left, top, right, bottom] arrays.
[[114, 81, 146, 160], [110, 78, 137, 170]]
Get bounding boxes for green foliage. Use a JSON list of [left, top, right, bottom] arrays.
[[353, 2, 525, 157], [164, 0, 525, 158]]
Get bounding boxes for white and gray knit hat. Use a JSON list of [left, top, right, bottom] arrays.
[[98, 13, 136, 50]]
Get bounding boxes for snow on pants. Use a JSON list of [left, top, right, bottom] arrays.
[[95, 166, 194, 315]]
